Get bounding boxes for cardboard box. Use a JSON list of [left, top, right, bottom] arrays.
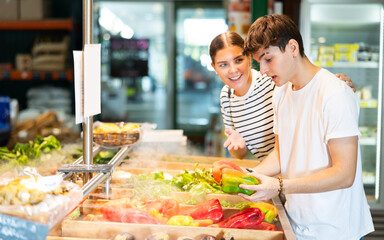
[[0, 0, 19, 21], [19, 0, 51, 20], [15, 54, 32, 71]]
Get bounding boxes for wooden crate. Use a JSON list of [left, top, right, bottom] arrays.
[[59, 194, 289, 240], [61, 220, 283, 240], [56, 153, 295, 240]]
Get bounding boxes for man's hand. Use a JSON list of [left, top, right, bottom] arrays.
[[336, 73, 355, 92], [238, 172, 280, 202]]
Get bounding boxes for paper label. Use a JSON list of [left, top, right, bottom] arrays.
[[84, 44, 101, 117], [73, 50, 84, 124], [0, 214, 49, 240]]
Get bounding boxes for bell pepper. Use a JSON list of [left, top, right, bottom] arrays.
[[242, 202, 278, 223], [221, 169, 259, 195], [166, 215, 199, 226], [144, 199, 179, 219], [212, 159, 245, 183], [188, 198, 224, 223], [120, 208, 163, 224], [251, 222, 277, 231], [101, 204, 163, 224], [193, 219, 214, 227], [147, 208, 169, 223], [219, 208, 265, 229]]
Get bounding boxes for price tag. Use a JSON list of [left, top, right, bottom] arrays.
[[0, 213, 49, 240]]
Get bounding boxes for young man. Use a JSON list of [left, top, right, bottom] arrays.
[[238, 14, 374, 239]]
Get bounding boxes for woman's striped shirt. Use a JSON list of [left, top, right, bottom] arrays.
[[220, 69, 276, 160]]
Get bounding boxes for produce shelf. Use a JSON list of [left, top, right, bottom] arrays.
[[0, 18, 73, 31], [0, 69, 73, 81], [315, 61, 379, 69]]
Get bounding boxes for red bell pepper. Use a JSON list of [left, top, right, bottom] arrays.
[[219, 208, 265, 229], [144, 198, 179, 219], [100, 204, 126, 222], [212, 159, 245, 183], [250, 222, 277, 231], [120, 208, 163, 224], [100, 204, 163, 224], [242, 201, 278, 223], [99, 198, 144, 222], [188, 198, 224, 223]]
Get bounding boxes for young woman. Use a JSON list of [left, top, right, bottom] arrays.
[[209, 31, 354, 160]]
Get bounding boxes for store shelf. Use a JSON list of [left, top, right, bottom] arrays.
[[0, 18, 72, 31], [0, 69, 73, 81], [316, 61, 379, 69], [360, 100, 378, 108], [360, 137, 377, 146]]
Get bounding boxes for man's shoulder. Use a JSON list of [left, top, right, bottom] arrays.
[[316, 69, 351, 94], [315, 69, 358, 109]]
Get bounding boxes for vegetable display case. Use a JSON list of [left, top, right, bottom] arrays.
[[48, 152, 296, 240]]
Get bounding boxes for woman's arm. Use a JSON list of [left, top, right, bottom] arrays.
[[223, 129, 249, 159], [336, 73, 355, 92]]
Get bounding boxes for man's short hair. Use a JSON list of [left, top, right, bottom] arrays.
[[244, 14, 305, 57]]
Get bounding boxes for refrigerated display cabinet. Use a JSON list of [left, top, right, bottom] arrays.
[[300, 0, 384, 209]]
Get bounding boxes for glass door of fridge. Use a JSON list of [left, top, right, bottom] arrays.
[[300, 0, 384, 208]]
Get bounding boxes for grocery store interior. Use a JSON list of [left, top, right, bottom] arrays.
[[0, 0, 383, 239]]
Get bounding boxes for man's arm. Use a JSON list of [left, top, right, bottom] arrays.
[[240, 136, 358, 202], [284, 136, 358, 194], [252, 134, 281, 176]]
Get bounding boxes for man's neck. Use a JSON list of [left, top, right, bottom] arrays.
[[291, 56, 321, 91]]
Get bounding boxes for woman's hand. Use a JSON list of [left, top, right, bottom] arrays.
[[238, 172, 280, 202], [224, 129, 246, 151], [336, 73, 355, 92]]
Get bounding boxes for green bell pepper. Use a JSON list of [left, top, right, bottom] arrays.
[[221, 169, 259, 195]]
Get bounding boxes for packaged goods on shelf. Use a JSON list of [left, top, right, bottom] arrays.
[[334, 52, 357, 62], [318, 46, 334, 55], [0, 174, 82, 229], [19, 0, 51, 20], [27, 86, 72, 114], [334, 44, 359, 53], [15, 54, 32, 71], [31, 35, 69, 72], [333, 43, 359, 62], [0, 0, 18, 21], [6, 111, 80, 149]]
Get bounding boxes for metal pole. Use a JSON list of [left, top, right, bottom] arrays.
[[82, 0, 93, 184], [81, 146, 132, 198]]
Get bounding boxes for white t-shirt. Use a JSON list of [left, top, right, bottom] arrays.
[[273, 69, 374, 239], [220, 69, 275, 159]]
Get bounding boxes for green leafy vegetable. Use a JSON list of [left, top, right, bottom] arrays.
[[0, 135, 62, 167]]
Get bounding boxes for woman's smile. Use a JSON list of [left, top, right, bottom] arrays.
[[229, 74, 242, 81]]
